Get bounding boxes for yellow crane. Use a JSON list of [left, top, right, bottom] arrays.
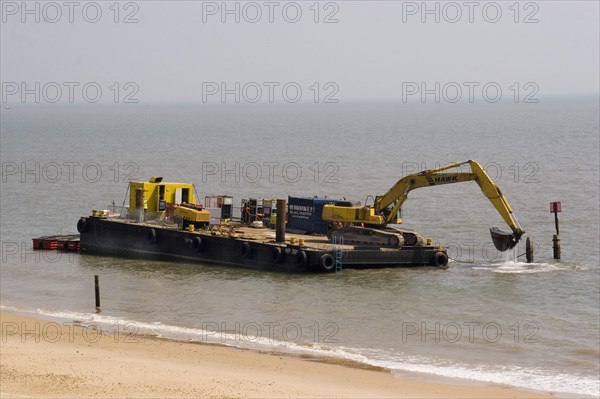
[[322, 160, 525, 251]]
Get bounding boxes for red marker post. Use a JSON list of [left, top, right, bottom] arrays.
[[550, 202, 561, 259]]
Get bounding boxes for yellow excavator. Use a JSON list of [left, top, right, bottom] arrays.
[[322, 160, 525, 251]]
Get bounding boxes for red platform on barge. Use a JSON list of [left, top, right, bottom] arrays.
[[32, 234, 80, 252]]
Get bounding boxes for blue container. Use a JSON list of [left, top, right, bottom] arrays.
[[287, 196, 331, 234]]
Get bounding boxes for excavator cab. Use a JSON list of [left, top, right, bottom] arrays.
[[490, 226, 521, 252]]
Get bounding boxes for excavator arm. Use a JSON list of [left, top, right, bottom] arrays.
[[322, 160, 525, 251]]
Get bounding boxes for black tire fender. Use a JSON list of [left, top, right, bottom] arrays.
[[77, 218, 88, 233], [272, 247, 283, 263], [192, 236, 203, 252], [319, 253, 335, 272], [434, 252, 448, 268], [241, 242, 253, 259], [296, 250, 308, 267], [147, 229, 157, 244]]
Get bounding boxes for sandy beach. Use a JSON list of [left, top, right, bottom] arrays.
[[0, 311, 553, 398]]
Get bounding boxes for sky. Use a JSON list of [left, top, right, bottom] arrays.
[[1, 0, 599, 104]]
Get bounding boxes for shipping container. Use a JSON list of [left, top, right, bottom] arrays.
[[287, 196, 331, 234]]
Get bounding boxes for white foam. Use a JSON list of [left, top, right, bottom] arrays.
[[3, 305, 598, 397], [473, 262, 558, 274], [327, 347, 599, 397], [471, 258, 590, 274]]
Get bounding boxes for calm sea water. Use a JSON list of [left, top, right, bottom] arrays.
[[1, 102, 599, 396]]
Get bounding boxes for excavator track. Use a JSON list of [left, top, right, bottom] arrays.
[[328, 227, 424, 248], [395, 229, 425, 246]]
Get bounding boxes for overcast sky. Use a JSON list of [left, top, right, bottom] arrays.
[[1, 1, 598, 104]]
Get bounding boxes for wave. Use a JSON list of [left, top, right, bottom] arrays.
[[2, 305, 598, 397]]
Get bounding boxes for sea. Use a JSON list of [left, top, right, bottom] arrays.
[[1, 101, 598, 397]]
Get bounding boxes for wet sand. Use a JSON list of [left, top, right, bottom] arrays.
[[0, 311, 553, 398]]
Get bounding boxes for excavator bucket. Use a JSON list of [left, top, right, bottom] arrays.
[[490, 226, 519, 252]]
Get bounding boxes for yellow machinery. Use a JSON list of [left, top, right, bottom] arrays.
[[173, 203, 210, 227], [322, 160, 525, 251], [127, 177, 210, 227], [128, 177, 196, 217]]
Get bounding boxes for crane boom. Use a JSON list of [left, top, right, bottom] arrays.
[[322, 160, 525, 251]]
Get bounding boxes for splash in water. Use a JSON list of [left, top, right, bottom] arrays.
[[501, 247, 518, 263]]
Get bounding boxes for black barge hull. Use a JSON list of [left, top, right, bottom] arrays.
[[78, 217, 448, 273]]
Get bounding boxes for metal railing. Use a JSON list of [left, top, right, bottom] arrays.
[[103, 205, 181, 226], [105, 204, 128, 219]]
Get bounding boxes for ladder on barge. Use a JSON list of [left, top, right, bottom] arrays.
[[333, 235, 344, 273]]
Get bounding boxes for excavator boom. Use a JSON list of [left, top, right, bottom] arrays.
[[322, 160, 525, 251]]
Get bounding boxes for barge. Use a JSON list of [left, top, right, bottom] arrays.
[[78, 217, 448, 272], [76, 177, 449, 272]]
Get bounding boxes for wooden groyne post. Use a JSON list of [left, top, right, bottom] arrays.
[[550, 202, 561, 259], [94, 275, 100, 311], [525, 237, 534, 263]]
